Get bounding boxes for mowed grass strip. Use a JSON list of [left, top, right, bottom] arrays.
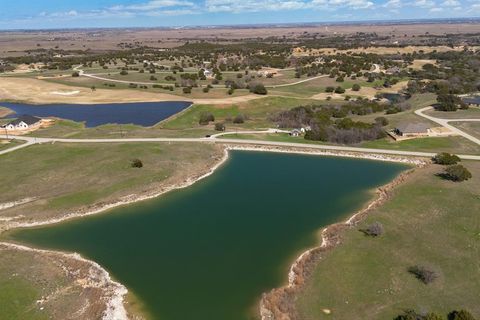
[[295, 162, 480, 319]]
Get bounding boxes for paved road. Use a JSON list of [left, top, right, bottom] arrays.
[[415, 107, 480, 146], [3, 134, 480, 160]]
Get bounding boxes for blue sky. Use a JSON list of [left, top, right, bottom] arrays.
[[0, 0, 478, 29]]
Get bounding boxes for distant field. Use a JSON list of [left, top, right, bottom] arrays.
[[425, 108, 480, 119], [296, 161, 480, 319]]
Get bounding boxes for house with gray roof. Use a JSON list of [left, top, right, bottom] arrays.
[[2, 115, 41, 131], [394, 123, 430, 137]]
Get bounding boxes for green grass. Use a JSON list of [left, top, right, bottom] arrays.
[[0, 142, 220, 223], [0, 276, 47, 320], [361, 136, 480, 155], [453, 122, 480, 140], [296, 162, 480, 319], [163, 96, 319, 130]]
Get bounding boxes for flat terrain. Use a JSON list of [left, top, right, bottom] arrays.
[[296, 162, 480, 319], [0, 142, 224, 228], [1, 23, 478, 56]]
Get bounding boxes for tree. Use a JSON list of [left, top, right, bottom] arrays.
[[408, 265, 438, 284], [433, 153, 461, 165], [233, 114, 245, 124], [444, 165, 472, 182], [352, 83, 361, 91], [449, 310, 476, 320], [436, 94, 467, 111], [361, 222, 384, 237], [325, 86, 335, 93], [72, 71, 79, 77], [375, 117, 389, 126], [131, 159, 143, 168], [250, 83, 267, 95], [183, 87, 192, 94], [334, 86, 346, 94], [199, 112, 215, 125], [120, 70, 128, 76], [214, 122, 225, 131]]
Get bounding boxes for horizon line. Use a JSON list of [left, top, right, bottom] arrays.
[[1, 17, 479, 32]]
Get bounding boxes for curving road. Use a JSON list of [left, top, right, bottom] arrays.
[[2, 133, 480, 160], [74, 65, 329, 90], [415, 106, 480, 146]]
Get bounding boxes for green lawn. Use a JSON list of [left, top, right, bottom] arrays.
[[0, 142, 222, 224], [361, 136, 480, 155], [162, 96, 319, 130], [296, 162, 480, 319]]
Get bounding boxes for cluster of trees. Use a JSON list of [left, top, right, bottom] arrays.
[[395, 309, 477, 320], [435, 94, 468, 112], [433, 153, 472, 182]]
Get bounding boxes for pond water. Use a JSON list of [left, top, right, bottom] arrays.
[[1, 101, 191, 127], [9, 151, 408, 320]]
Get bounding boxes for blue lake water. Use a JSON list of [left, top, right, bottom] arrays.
[[1, 101, 192, 127]]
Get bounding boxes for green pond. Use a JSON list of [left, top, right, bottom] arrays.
[[9, 151, 408, 320]]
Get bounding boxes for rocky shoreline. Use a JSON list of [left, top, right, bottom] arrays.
[[259, 164, 424, 320], [0, 144, 429, 320]]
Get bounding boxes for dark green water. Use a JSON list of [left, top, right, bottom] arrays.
[[9, 151, 407, 320]]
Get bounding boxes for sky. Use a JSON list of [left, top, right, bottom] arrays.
[[0, 0, 478, 30]]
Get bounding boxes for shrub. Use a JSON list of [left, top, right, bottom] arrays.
[[199, 112, 215, 125], [325, 86, 335, 93], [150, 76, 157, 81], [72, 71, 79, 77], [228, 88, 234, 95], [183, 87, 192, 94], [334, 86, 346, 94], [433, 153, 460, 165], [444, 165, 472, 182], [375, 117, 389, 126], [394, 310, 444, 320], [214, 122, 225, 131], [449, 310, 476, 320], [233, 114, 245, 124], [408, 265, 438, 284], [361, 222, 384, 237], [352, 83, 361, 91], [250, 83, 267, 95], [131, 159, 143, 168], [203, 87, 210, 93], [120, 70, 128, 76]]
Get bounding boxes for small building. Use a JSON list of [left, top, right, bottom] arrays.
[[394, 123, 430, 137], [462, 96, 480, 107], [386, 66, 402, 75], [2, 115, 41, 131], [289, 129, 302, 137]]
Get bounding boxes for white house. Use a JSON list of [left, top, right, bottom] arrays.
[[2, 115, 41, 131]]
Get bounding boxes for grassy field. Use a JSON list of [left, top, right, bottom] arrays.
[[0, 142, 223, 225], [425, 108, 480, 119], [361, 136, 480, 155], [295, 162, 480, 319], [26, 119, 214, 139], [453, 122, 480, 140], [0, 139, 24, 151], [162, 96, 319, 130]]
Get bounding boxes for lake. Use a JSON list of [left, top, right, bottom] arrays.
[[8, 151, 408, 320], [1, 101, 192, 127]]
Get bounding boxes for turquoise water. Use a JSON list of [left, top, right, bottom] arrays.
[[9, 151, 407, 320]]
